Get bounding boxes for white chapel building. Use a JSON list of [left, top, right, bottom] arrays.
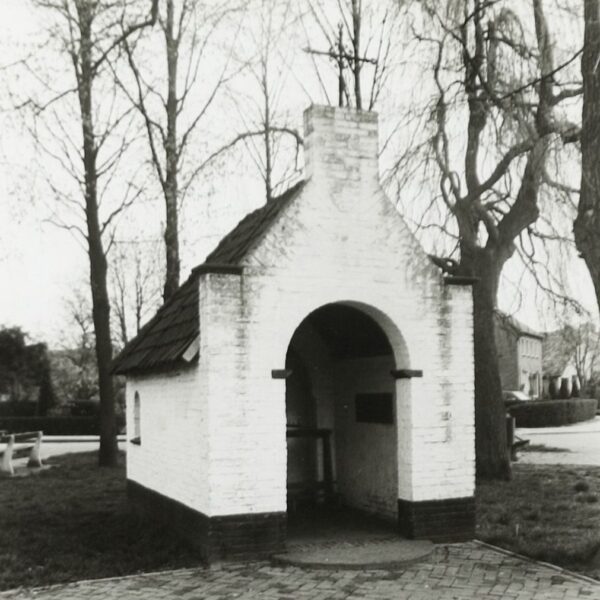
[[113, 105, 476, 561]]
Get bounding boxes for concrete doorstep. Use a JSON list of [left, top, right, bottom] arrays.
[[272, 537, 434, 570]]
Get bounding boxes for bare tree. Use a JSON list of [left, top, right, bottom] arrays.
[[10, 0, 158, 467], [53, 288, 99, 405], [301, 0, 402, 110], [576, 1, 600, 317], [571, 323, 600, 391], [218, 0, 304, 203], [205, 0, 400, 204], [545, 317, 600, 393], [110, 240, 163, 350], [117, 0, 243, 299], [393, 0, 581, 478]]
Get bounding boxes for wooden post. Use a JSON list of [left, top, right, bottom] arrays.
[[321, 430, 333, 498], [0, 435, 15, 476], [506, 414, 516, 461], [27, 431, 43, 468]]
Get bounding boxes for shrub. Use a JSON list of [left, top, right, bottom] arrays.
[[0, 414, 125, 436], [0, 401, 38, 418], [574, 481, 590, 493], [0, 417, 99, 435], [69, 400, 99, 417], [509, 398, 597, 428]]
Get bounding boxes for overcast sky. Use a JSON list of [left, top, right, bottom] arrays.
[[0, 0, 270, 346], [0, 1, 82, 343], [0, 0, 597, 348]]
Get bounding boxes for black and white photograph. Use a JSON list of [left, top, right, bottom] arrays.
[[1, 1, 600, 598]]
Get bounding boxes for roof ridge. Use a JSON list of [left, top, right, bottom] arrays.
[[495, 310, 543, 339], [112, 180, 306, 375], [203, 180, 305, 266]]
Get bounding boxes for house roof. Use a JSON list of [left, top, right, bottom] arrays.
[[495, 311, 544, 340], [112, 181, 305, 375]]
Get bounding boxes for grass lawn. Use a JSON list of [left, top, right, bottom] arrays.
[[477, 463, 600, 580], [2, 454, 600, 591], [0, 452, 200, 591]]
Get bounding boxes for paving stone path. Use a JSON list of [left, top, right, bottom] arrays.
[[1, 542, 598, 600]]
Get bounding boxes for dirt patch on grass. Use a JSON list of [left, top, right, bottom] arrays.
[[0, 452, 201, 591], [477, 464, 600, 580]]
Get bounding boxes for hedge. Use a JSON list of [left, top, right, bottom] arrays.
[[509, 398, 598, 428], [0, 402, 38, 418], [0, 417, 99, 435]]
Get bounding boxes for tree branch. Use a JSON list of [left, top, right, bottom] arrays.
[[92, 0, 159, 74]]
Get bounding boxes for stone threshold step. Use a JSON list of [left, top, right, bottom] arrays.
[[272, 538, 434, 570]]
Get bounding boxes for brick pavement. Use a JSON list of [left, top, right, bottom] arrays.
[[1, 542, 598, 600]]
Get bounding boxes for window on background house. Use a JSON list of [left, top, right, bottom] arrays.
[[529, 373, 538, 397], [132, 391, 141, 444]]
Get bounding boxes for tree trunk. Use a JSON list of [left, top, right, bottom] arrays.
[[163, 183, 179, 300], [575, 0, 600, 311], [89, 217, 118, 467], [162, 0, 181, 300], [463, 247, 511, 480], [77, 4, 118, 467]]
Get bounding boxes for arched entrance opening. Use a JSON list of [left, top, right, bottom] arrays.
[[285, 302, 402, 532]]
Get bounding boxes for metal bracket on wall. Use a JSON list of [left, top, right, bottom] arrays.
[[390, 369, 423, 379], [443, 276, 479, 286], [271, 369, 293, 379]]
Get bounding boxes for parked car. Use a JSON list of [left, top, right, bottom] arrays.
[[503, 390, 531, 407]]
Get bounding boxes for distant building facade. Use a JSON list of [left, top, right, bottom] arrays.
[[494, 312, 543, 398]]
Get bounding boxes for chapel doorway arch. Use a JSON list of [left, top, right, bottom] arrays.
[[284, 302, 407, 523]]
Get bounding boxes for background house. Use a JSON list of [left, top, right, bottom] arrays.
[[494, 312, 543, 398]]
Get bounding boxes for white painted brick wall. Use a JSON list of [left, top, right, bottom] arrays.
[[126, 367, 210, 514], [126, 105, 475, 519], [334, 355, 398, 520]]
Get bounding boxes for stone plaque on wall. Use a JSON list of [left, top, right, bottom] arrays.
[[355, 393, 394, 425]]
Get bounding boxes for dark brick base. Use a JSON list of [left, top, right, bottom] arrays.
[[127, 480, 286, 562], [397, 497, 475, 543]]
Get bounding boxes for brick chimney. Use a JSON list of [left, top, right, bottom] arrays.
[[303, 105, 380, 198]]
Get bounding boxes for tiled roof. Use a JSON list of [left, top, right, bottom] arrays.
[[112, 274, 200, 375], [112, 181, 305, 375], [205, 181, 305, 264]]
